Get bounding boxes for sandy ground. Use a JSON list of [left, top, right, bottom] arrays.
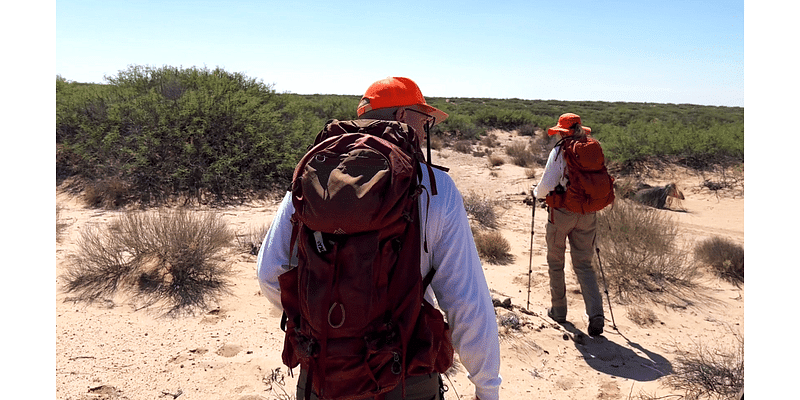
[[55, 130, 745, 400]]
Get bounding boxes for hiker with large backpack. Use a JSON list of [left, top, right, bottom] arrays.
[[533, 113, 615, 337], [257, 77, 501, 400]]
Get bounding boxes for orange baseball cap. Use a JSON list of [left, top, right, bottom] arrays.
[[357, 77, 448, 126], [547, 113, 592, 136]]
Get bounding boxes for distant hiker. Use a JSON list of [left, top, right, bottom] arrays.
[[632, 183, 685, 209], [257, 77, 501, 400], [533, 113, 615, 337]]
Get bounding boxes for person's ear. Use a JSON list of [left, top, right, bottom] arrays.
[[394, 107, 406, 122]]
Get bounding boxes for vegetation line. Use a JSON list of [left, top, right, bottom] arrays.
[[57, 65, 743, 206]]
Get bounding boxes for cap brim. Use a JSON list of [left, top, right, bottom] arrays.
[[547, 126, 592, 136], [411, 103, 449, 126]]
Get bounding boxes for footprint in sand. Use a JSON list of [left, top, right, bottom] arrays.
[[216, 343, 243, 357]]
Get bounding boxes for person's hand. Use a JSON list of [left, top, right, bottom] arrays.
[[537, 198, 547, 209]]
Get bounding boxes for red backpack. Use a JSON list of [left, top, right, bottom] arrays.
[[278, 119, 453, 400], [546, 136, 615, 214]]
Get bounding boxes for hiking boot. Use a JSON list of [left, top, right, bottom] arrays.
[[547, 307, 566, 323], [588, 315, 604, 336]]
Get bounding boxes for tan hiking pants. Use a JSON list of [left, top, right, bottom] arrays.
[[545, 207, 604, 321]]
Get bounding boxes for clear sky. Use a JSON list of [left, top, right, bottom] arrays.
[[55, 0, 744, 107]]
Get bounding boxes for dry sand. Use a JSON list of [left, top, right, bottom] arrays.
[[55, 130, 745, 400]]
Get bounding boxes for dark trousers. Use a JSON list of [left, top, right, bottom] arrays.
[[297, 369, 441, 400]]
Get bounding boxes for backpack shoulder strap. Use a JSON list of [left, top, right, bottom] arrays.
[[422, 266, 437, 290]]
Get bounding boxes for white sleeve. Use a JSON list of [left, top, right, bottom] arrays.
[[533, 145, 565, 199], [424, 168, 502, 400], [256, 191, 297, 310]]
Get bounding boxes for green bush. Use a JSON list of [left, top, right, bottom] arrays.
[[57, 66, 318, 205], [597, 119, 744, 163], [438, 114, 485, 139], [427, 96, 743, 165], [473, 108, 535, 130], [56, 67, 744, 205]]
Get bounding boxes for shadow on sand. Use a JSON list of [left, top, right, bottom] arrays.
[[561, 322, 673, 382]]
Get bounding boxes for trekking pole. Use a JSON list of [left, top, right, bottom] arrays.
[[594, 241, 617, 331], [526, 185, 536, 311]]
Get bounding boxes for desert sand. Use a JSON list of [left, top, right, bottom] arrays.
[[55, 129, 744, 400]]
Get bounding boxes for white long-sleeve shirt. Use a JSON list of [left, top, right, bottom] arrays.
[[256, 164, 502, 400], [533, 144, 567, 199]]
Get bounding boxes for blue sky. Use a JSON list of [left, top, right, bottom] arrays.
[[55, 0, 744, 107]]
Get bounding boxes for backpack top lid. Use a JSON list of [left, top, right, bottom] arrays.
[[356, 77, 448, 126], [548, 113, 592, 136], [563, 136, 605, 172], [291, 119, 422, 235]]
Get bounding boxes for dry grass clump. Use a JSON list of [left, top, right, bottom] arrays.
[[612, 177, 640, 199], [82, 176, 132, 209], [524, 168, 536, 179], [487, 153, 506, 167], [506, 131, 558, 168], [473, 228, 512, 265], [666, 331, 744, 400], [516, 123, 537, 137], [462, 191, 502, 229], [428, 134, 444, 151], [626, 305, 660, 327], [480, 133, 501, 148], [56, 204, 70, 242], [596, 200, 698, 304], [505, 141, 536, 167], [453, 140, 473, 154], [61, 208, 234, 315], [237, 222, 271, 255], [462, 191, 512, 264], [694, 236, 744, 286]]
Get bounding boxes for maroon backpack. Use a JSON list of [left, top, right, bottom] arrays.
[[278, 119, 453, 400], [545, 136, 615, 214]]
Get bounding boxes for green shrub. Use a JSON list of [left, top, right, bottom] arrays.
[[438, 114, 485, 139], [473, 108, 534, 130], [57, 68, 744, 205], [57, 65, 317, 205], [597, 120, 744, 164]]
